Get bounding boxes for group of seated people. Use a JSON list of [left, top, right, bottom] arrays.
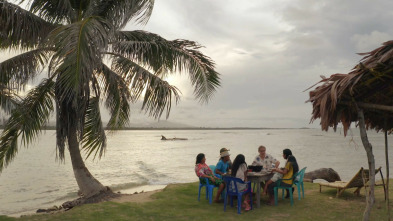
[[194, 145, 299, 208]]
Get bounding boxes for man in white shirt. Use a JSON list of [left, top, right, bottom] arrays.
[[252, 145, 280, 172]]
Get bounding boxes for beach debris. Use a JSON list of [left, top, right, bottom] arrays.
[[36, 205, 62, 213], [62, 187, 117, 210], [304, 168, 341, 183]]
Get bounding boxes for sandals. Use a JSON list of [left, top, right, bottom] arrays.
[[243, 202, 251, 211]]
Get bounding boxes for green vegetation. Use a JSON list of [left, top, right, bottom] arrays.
[[2, 181, 392, 221]]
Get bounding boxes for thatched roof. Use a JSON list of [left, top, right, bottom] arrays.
[[308, 41, 393, 135]]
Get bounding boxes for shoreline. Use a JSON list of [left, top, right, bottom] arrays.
[[6, 184, 167, 218]]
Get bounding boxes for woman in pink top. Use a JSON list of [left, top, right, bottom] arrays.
[[195, 153, 225, 203]]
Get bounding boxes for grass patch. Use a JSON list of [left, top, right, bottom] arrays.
[[3, 181, 393, 221]]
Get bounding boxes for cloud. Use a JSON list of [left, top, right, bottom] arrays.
[[3, 0, 393, 128], [351, 31, 392, 52]]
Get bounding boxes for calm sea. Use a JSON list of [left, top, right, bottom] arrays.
[[0, 128, 392, 216]]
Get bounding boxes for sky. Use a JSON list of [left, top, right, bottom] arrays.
[[2, 0, 393, 128]]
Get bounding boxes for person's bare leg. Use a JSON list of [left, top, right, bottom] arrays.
[[263, 180, 272, 195], [244, 195, 251, 210], [269, 193, 274, 206], [267, 185, 275, 205], [214, 183, 225, 202]]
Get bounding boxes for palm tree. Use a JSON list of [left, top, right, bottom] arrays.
[[0, 0, 220, 198]]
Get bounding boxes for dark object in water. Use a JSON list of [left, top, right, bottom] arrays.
[[161, 135, 188, 141], [248, 165, 263, 172]]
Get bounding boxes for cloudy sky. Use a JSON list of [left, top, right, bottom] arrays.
[[122, 0, 393, 128], [2, 0, 393, 128]]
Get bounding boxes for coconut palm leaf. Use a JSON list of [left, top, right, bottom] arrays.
[[0, 84, 19, 114], [0, 78, 54, 171], [48, 17, 110, 95], [98, 65, 131, 130], [0, 1, 56, 49], [81, 96, 107, 159], [111, 55, 180, 119], [0, 49, 50, 91], [48, 17, 111, 138], [113, 30, 221, 103], [28, 0, 76, 24], [91, 0, 154, 28]]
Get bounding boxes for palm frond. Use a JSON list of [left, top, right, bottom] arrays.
[[49, 17, 110, 97], [308, 41, 393, 134], [0, 126, 19, 173], [113, 30, 221, 103], [0, 1, 57, 49], [89, 0, 154, 28], [110, 54, 180, 119], [29, 0, 76, 23], [0, 83, 20, 114], [98, 64, 131, 129], [0, 78, 54, 172], [81, 96, 107, 159], [48, 17, 110, 135], [0, 48, 50, 91]]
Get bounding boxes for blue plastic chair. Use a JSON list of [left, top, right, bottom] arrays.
[[274, 171, 300, 206], [294, 167, 307, 200], [198, 177, 218, 204], [223, 176, 253, 214]]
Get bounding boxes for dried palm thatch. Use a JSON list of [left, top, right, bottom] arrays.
[[307, 40, 393, 135]]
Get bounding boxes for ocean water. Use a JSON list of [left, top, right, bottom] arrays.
[[0, 128, 392, 216]]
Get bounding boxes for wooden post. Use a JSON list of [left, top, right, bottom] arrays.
[[357, 108, 375, 221], [384, 121, 390, 221]]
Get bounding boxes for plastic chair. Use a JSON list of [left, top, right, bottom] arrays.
[[274, 171, 299, 206], [209, 165, 221, 178], [223, 176, 253, 214], [198, 177, 218, 204], [294, 167, 307, 200]]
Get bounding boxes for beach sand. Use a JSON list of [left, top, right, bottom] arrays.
[[12, 185, 166, 218]]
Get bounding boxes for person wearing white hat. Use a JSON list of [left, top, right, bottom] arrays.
[[215, 148, 231, 176]]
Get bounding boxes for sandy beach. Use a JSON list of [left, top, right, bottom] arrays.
[[111, 189, 163, 203]]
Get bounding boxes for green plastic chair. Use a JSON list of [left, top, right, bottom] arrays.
[[294, 167, 307, 200], [274, 171, 300, 206]]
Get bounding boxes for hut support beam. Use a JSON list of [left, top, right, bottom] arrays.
[[384, 122, 391, 220], [357, 108, 376, 221], [356, 102, 393, 112]]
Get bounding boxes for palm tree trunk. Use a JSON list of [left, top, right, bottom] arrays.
[[68, 124, 107, 197], [358, 108, 375, 221]]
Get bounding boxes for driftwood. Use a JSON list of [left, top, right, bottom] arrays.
[[304, 168, 341, 183], [62, 187, 119, 210]]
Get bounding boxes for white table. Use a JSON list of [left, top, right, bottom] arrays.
[[247, 172, 273, 208]]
